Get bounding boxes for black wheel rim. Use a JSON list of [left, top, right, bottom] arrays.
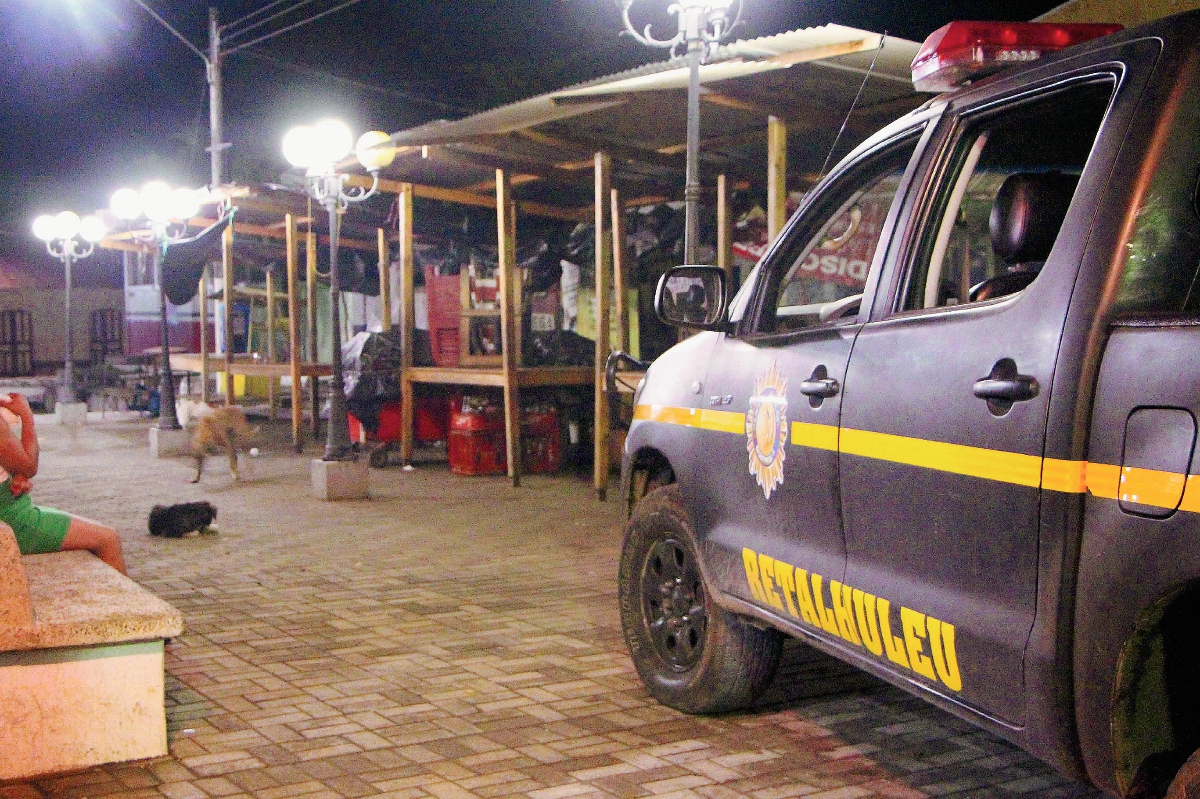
[[640, 536, 707, 671]]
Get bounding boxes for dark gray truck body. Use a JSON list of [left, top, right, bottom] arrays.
[[621, 12, 1200, 796]]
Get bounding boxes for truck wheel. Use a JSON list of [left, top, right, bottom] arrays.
[[619, 484, 782, 714], [1165, 749, 1200, 799]]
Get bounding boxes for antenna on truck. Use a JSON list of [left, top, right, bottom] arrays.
[[818, 32, 887, 181]]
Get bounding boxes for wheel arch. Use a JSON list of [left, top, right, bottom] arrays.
[[622, 445, 676, 518], [1111, 581, 1200, 795]]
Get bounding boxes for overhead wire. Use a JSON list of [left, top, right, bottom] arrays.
[[220, 0, 323, 43], [220, 0, 296, 34], [222, 0, 371, 57], [239, 50, 476, 115]]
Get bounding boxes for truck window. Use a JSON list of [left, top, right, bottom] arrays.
[[1114, 72, 1200, 316], [899, 79, 1115, 312], [753, 133, 920, 334]]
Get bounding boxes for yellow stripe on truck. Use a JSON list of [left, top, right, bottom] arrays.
[[791, 421, 839, 451], [632, 403, 1200, 512], [633, 404, 744, 434], [838, 427, 1043, 488]]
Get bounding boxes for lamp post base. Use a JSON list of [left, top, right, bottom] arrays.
[[54, 402, 88, 426], [149, 426, 190, 458], [310, 457, 369, 501]]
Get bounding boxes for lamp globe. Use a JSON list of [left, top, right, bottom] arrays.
[[79, 216, 107, 243], [32, 215, 58, 242], [356, 130, 397, 171], [111, 188, 143, 220]]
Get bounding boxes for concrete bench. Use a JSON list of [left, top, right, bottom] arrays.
[[0, 524, 184, 780]]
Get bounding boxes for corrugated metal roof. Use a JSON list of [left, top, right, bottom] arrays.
[[388, 25, 918, 148], [358, 23, 925, 215]]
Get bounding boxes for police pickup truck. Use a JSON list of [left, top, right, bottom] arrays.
[[618, 12, 1200, 799]]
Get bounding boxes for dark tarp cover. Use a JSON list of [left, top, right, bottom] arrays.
[[160, 216, 231, 306]]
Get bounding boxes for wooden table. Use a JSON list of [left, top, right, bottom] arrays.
[[401, 365, 594, 482]]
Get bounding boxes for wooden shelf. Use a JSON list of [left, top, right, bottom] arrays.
[[406, 366, 593, 388], [232, 286, 295, 301], [171, 353, 332, 379]]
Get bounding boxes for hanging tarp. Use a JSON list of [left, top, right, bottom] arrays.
[[159, 216, 231, 306]]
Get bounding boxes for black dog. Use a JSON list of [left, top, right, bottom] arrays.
[[148, 501, 218, 538]]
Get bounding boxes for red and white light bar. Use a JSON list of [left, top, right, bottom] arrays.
[[911, 21, 1124, 93]]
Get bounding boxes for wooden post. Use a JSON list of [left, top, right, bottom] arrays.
[[594, 152, 613, 501], [397, 183, 416, 464], [266, 269, 276, 421], [306, 229, 319, 440], [767, 116, 788, 244], [199, 264, 209, 404], [611, 187, 630, 355], [717, 173, 734, 288], [377, 228, 391, 333], [222, 222, 234, 406], [497, 169, 521, 488], [286, 214, 303, 451]]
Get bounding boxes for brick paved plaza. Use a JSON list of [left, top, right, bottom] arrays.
[[1, 414, 1103, 799]]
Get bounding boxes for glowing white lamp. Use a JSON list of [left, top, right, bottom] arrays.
[[169, 188, 200, 221], [110, 187, 143, 220], [79, 215, 107, 243], [313, 119, 353, 164], [141, 181, 174, 223], [32, 215, 57, 242], [53, 211, 81, 241], [355, 130, 397, 170]]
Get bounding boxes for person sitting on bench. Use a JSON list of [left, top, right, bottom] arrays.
[[0, 393, 126, 574]]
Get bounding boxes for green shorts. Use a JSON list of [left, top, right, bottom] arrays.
[[0, 479, 72, 555]]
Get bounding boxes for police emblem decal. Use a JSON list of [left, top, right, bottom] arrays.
[[746, 363, 788, 499]]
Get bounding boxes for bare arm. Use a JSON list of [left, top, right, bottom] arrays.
[[0, 395, 37, 478]]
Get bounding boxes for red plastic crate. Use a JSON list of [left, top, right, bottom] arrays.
[[349, 400, 443, 446], [521, 408, 561, 474], [429, 327, 460, 368], [448, 405, 507, 475], [424, 266, 461, 367]]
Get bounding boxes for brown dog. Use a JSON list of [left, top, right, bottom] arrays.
[[189, 404, 257, 483]]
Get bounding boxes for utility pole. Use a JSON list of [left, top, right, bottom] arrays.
[[207, 7, 224, 189], [127, 1, 224, 190]]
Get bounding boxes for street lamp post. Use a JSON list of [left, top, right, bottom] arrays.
[[283, 121, 396, 461], [32, 212, 107, 408], [111, 182, 203, 431], [618, 0, 741, 264]]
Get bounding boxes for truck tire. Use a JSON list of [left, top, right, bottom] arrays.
[[1165, 749, 1200, 799], [619, 484, 782, 714]]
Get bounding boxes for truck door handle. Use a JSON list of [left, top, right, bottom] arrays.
[[974, 359, 1037, 416], [799, 377, 840, 398], [972, 377, 1038, 402]]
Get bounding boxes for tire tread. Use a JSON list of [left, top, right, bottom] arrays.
[[619, 485, 782, 714]]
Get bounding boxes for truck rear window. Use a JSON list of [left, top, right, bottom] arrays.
[[1114, 71, 1200, 316], [901, 79, 1114, 311]]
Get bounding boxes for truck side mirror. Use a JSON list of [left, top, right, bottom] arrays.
[[654, 266, 729, 331]]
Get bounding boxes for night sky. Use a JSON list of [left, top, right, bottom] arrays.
[[0, 0, 1065, 244]]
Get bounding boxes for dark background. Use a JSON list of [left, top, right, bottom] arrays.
[[0, 0, 1065, 246]]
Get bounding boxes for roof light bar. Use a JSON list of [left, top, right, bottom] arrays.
[[911, 21, 1124, 93]]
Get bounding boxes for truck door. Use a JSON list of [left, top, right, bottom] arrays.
[[700, 130, 925, 636], [837, 79, 1115, 723]]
